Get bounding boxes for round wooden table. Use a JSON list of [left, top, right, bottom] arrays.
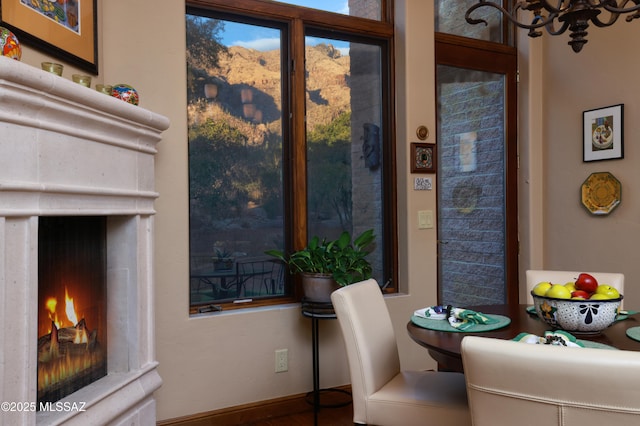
[[407, 304, 640, 372]]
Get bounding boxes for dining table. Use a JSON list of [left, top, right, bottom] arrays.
[[407, 303, 640, 373]]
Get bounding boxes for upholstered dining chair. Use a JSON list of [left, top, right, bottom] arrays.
[[525, 269, 624, 305], [331, 279, 471, 426], [461, 335, 640, 426]]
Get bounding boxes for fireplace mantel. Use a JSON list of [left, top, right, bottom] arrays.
[[0, 56, 170, 425]]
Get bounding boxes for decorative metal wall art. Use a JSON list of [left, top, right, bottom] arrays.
[[411, 142, 436, 174]]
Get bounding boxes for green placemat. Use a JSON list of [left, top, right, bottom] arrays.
[[579, 340, 617, 350], [411, 314, 511, 333], [626, 326, 640, 342]]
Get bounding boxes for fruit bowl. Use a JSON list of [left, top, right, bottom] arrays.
[[531, 292, 623, 333]]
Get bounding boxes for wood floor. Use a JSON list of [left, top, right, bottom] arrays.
[[248, 389, 354, 425], [247, 402, 353, 425], [160, 387, 354, 426]]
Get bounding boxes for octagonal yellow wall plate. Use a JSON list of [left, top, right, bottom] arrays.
[[581, 171, 621, 215]]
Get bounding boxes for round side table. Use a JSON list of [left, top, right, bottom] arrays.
[[301, 299, 352, 426]]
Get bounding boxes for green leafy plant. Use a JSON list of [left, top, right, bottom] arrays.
[[214, 247, 233, 260], [265, 229, 375, 286]]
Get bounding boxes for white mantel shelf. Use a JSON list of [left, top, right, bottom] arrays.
[[0, 56, 170, 425], [0, 56, 170, 217]]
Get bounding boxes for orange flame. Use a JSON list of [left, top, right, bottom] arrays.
[[44, 287, 82, 333], [64, 287, 79, 327], [45, 297, 59, 330], [74, 325, 88, 344]]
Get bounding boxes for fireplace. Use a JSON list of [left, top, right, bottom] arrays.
[[0, 57, 169, 425]]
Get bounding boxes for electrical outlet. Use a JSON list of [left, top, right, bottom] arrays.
[[275, 349, 288, 373]]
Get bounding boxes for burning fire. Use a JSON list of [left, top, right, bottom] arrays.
[[65, 288, 79, 327], [46, 287, 82, 330], [38, 287, 104, 398], [43, 287, 89, 344]]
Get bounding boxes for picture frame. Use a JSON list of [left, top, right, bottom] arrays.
[[0, 0, 97, 74], [583, 104, 623, 162], [410, 142, 437, 174]]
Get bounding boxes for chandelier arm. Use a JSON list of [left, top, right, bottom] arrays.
[[465, 1, 559, 30], [543, 18, 571, 35], [593, 0, 640, 26], [465, 1, 508, 26], [534, 0, 565, 14], [601, 0, 640, 13]]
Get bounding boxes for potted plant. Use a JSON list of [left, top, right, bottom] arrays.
[[265, 229, 375, 302], [213, 247, 234, 271]]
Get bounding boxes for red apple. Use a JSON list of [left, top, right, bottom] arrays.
[[575, 273, 598, 293], [571, 290, 591, 299]]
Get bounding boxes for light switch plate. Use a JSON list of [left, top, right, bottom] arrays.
[[418, 210, 433, 229]]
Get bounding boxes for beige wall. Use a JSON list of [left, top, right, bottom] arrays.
[[547, 24, 640, 300], [518, 20, 640, 307], [15, 0, 639, 422]]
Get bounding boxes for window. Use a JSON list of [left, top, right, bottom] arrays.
[[435, 0, 513, 45], [186, 0, 396, 313], [270, 0, 382, 20]]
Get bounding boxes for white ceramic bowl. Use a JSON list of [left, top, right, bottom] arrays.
[[531, 292, 623, 333]]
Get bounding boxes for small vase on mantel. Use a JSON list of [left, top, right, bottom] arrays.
[[0, 26, 21, 60]]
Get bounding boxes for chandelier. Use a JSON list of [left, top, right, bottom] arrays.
[[465, 1, 640, 52]]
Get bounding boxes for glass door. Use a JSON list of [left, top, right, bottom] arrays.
[[435, 37, 518, 306]]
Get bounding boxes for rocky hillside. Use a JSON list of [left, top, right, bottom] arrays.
[[189, 43, 351, 144]]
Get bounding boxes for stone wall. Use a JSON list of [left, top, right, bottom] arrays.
[[438, 77, 506, 305]]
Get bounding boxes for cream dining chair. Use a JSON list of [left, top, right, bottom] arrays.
[[461, 335, 640, 426], [330, 279, 471, 426], [525, 269, 624, 305]]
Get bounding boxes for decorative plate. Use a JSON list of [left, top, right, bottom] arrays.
[[592, 124, 613, 149], [580, 171, 621, 215], [453, 183, 481, 214], [410, 314, 511, 333]]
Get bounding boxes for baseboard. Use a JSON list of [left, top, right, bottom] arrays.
[[157, 385, 351, 426]]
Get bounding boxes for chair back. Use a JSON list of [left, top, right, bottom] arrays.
[[331, 279, 401, 420], [525, 269, 624, 304], [236, 257, 284, 297], [461, 336, 640, 426]]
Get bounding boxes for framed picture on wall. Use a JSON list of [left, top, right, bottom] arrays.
[[411, 142, 437, 173], [583, 104, 624, 162], [0, 0, 98, 73]]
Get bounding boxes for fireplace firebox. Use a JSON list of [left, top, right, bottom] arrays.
[[37, 216, 108, 405]]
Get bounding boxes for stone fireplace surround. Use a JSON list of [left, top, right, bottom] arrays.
[[0, 57, 169, 425]]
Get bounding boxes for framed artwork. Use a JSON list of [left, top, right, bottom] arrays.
[[457, 131, 477, 172], [411, 142, 436, 174], [583, 104, 623, 162], [0, 0, 97, 74]]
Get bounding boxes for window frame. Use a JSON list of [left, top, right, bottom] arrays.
[[186, 0, 397, 313]]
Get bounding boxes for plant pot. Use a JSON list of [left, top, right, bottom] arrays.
[[213, 258, 234, 271], [301, 273, 341, 303]]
